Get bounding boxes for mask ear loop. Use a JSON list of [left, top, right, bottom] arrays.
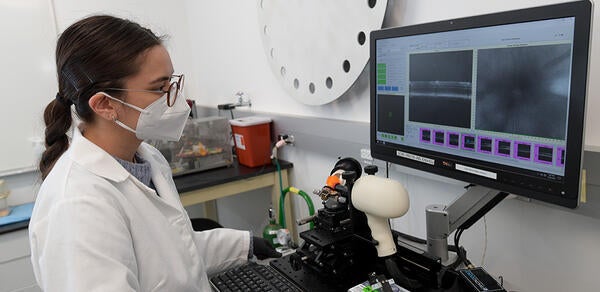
[[97, 92, 141, 134], [97, 91, 149, 113]]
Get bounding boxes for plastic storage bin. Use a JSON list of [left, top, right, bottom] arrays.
[[229, 116, 272, 167], [148, 116, 233, 176]]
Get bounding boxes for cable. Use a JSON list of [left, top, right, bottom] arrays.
[[384, 257, 422, 290], [454, 228, 474, 268], [481, 215, 488, 266], [386, 162, 390, 178], [453, 229, 463, 266]]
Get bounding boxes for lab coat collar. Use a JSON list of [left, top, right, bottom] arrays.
[[69, 127, 132, 183]]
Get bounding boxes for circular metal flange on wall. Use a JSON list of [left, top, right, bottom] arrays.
[[258, 0, 388, 105]]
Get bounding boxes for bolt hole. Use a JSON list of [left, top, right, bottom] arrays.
[[343, 60, 351, 73], [280, 66, 286, 77], [294, 78, 299, 89], [358, 31, 366, 45], [326, 77, 333, 89], [270, 48, 274, 59], [309, 82, 315, 94], [264, 25, 268, 35], [368, 0, 377, 8]]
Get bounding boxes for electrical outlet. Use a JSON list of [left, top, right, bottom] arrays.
[[278, 134, 295, 144], [360, 148, 373, 160]]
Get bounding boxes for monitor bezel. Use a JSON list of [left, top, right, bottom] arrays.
[[369, 0, 592, 208]]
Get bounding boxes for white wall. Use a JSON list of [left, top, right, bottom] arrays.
[[186, 0, 600, 148], [52, 0, 197, 99], [184, 1, 600, 292]]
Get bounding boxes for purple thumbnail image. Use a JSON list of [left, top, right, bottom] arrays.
[[534, 144, 554, 165], [556, 147, 565, 167], [477, 136, 493, 153], [447, 132, 460, 148], [420, 128, 431, 143], [513, 141, 532, 160], [494, 138, 512, 157], [462, 134, 476, 151], [433, 130, 445, 145]]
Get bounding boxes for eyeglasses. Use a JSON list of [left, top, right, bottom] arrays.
[[104, 74, 184, 107]]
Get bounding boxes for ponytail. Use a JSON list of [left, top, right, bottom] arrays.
[[39, 94, 73, 180], [38, 15, 162, 180]]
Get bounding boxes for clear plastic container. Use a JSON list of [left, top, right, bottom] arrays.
[[0, 180, 10, 217], [148, 116, 233, 176]]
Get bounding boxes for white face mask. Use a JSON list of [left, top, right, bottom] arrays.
[[100, 91, 191, 141]]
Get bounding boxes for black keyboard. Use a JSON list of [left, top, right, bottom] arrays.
[[210, 262, 302, 292]]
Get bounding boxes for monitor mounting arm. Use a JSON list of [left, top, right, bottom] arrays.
[[426, 185, 508, 264]]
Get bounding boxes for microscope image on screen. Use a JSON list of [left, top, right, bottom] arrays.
[[409, 50, 473, 129], [475, 44, 571, 140], [377, 94, 406, 137]]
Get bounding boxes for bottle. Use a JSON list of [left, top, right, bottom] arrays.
[[262, 206, 282, 247]]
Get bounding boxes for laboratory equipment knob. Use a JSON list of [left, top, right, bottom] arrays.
[[342, 170, 357, 181], [290, 253, 304, 271], [364, 165, 378, 175], [334, 184, 348, 194]]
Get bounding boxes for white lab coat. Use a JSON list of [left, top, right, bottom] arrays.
[[29, 127, 250, 291]]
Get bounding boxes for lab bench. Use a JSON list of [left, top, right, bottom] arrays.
[[174, 159, 296, 241]]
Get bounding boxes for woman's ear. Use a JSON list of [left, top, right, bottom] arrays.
[[88, 92, 119, 121]]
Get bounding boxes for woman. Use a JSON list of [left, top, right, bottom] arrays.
[[29, 15, 278, 291]]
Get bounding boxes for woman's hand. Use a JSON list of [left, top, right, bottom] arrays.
[[252, 236, 282, 260]]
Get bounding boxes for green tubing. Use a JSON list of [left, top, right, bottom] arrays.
[[297, 189, 315, 230], [279, 186, 315, 230], [275, 159, 285, 227], [274, 158, 315, 230], [278, 186, 287, 228]]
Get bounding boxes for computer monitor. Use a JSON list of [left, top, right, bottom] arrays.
[[370, 1, 592, 208]]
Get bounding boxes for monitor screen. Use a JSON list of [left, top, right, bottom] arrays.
[[370, 1, 591, 208]]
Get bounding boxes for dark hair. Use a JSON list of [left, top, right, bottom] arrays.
[[39, 15, 163, 179]]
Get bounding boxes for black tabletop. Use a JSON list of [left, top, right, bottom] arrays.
[[174, 160, 293, 194]]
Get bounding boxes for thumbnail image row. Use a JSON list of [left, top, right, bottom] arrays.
[[420, 128, 565, 167]]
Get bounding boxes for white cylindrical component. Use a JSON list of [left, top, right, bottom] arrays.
[[352, 174, 410, 257], [352, 175, 409, 218], [366, 214, 396, 257]]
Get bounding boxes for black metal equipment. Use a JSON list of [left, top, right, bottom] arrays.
[[287, 158, 377, 290], [269, 157, 505, 292], [270, 158, 452, 291]]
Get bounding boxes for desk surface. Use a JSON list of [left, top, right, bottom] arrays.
[[173, 160, 293, 194]]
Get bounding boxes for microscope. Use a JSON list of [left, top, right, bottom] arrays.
[[284, 158, 378, 290], [271, 158, 435, 291]]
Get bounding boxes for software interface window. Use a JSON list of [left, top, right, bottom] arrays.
[[375, 17, 574, 178]]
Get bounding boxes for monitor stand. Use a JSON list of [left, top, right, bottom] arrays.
[[426, 185, 508, 265]]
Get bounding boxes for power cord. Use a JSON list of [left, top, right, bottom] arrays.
[[481, 215, 488, 266], [454, 228, 475, 268]]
